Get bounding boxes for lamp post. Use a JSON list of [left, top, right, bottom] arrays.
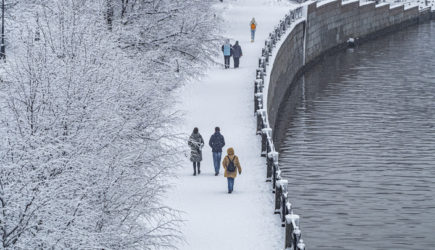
[[0, 0, 5, 60]]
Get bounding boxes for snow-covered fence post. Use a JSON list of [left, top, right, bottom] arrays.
[[293, 227, 302, 250], [272, 162, 278, 192], [275, 179, 287, 214], [262, 46, 269, 65], [257, 109, 266, 135], [280, 19, 286, 33], [260, 57, 267, 75], [280, 183, 290, 226], [261, 128, 271, 157], [267, 151, 278, 181], [297, 239, 306, 250], [259, 56, 266, 71], [267, 152, 278, 183], [284, 214, 300, 249], [256, 68, 263, 80], [254, 92, 263, 115]]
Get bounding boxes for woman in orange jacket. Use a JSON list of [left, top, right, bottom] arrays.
[[222, 147, 242, 193]]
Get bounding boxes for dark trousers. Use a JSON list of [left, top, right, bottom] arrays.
[[193, 162, 200, 174], [233, 57, 240, 68], [224, 56, 231, 69]]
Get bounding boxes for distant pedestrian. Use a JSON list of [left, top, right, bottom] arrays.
[[222, 147, 242, 193], [221, 39, 232, 69], [232, 41, 243, 68], [250, 18, 257, 42], [188, 127, 204, 176], [209, 127, 225, 176]]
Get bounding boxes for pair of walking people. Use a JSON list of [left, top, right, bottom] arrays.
[[221, 40, 243, 69], [188, 127, 242, 193]]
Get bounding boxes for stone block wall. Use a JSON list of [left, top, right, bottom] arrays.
[[267, 21, 305, 131], [305, 0, 420, 63], [267, 0, 431, 146]]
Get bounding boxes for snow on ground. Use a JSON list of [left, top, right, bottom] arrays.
[[166, 0, 299, 249]]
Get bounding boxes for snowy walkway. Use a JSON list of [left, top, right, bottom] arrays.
[[167, 1, 299, 249]]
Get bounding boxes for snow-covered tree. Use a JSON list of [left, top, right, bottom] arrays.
[[0, 0, 218, 248]]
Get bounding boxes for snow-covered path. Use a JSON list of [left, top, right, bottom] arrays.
[[167, 1, 299, 249]]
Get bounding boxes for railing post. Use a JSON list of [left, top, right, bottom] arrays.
[[293, 227, 301, 250], [256, 109, 265, 135], [274, 179, 286, 214], [284, 214, 300, 249], [261, 127, 272, 157], [297, 239, 306, 250], [255, 92, 263, 115], [266, 152, 275, 181], [267, 151, 278, 184], [272, 163, 277, 192], [280, 180, 289, 226]]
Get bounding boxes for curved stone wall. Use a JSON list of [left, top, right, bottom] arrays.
[[267, 0, 433, 149]]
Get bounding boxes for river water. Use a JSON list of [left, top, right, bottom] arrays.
[[276, 21, 435, 249]]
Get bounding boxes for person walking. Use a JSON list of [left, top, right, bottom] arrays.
[[188, 127, 204, 176], [221, 39, 232, 69], [232, 41, 242, 68], [222, 147, 242, 193], [250, 18, 257, 42], [209, 127, 225, 176]]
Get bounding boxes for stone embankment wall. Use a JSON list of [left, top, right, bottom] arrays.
[[267, 0, 434, 146]]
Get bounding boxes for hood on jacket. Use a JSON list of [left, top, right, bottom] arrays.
[[227, 147, 234, 155]]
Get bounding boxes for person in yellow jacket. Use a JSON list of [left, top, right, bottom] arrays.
[[222, 147, 242, 193], [250, 17, 257, 42]]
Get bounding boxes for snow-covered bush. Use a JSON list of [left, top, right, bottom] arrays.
[[0, 0, 218, 248]]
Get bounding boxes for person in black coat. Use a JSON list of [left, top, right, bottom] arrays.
[[232, 41, 243, 68], [209, 127, 226, 176]]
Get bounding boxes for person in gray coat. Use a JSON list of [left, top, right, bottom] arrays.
[[232, 41, 243, 68], [188, 127, 204, 176]]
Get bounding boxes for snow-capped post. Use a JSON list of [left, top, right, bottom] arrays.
[[262, 46, 270, 63], [254, 92, 263, 114], [266, 152, 274, 181], [272, 163, 278, 191], [275, 26, 280, 40], [267, 139, 273, 156], [281, 191, 288, 226], [293, 227, 302, 250], [261, 128, 271, 157], [284, 214, 300, 249], [280, 19, 287, 32], [267, 38, 273, 55], [261, 57, 267, 74], [257, 109, 267, 134], [275, 179, 287, 214], [256, 68, 263, 79], [254, 79, 263, 94], [285, 14, 291, 27], [297, 239, 306, 250]]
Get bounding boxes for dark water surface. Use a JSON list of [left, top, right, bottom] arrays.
[[276, 21, 435, 250]]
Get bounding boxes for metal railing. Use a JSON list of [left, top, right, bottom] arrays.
[[254, 6, 307, 250]]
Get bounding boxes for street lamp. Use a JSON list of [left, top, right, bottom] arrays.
[[0, 0, 5, 60]]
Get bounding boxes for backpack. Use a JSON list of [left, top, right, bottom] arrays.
[[227, 156, 236, 172], [251, 23, 256, 30]]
